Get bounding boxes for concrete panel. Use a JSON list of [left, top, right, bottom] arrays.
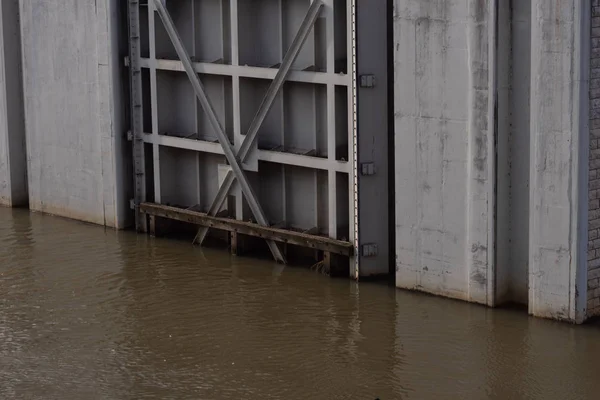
[[0, 0, 28, 207], [394, 0, 495, 305], [18, 0, 130, 228], [529, 0, 589, 322], [508, 0, 532, 305], [495, 0, 531, 306]]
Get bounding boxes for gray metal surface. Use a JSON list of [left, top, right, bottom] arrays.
[[153, 0, 286, 263], [128, 0, 147, 232], [193, 0, 324, 247], [356, 0, 388, 276], [129, 0, 358, 268], [0, 0, 27, 207]]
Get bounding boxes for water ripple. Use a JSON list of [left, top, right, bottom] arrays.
[[2, 208, 600, 399]]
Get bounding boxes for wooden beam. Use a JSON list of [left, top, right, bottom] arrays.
[[230, 231, 239, 256], [140, 203, 354, 256]]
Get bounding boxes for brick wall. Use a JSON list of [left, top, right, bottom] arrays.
[[589, 5, 600, 317]]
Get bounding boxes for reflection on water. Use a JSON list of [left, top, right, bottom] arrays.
[[1, 208, 600, 399]]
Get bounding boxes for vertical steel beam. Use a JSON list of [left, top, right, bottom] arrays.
[[355, 0, 390, 277], [190, 0, 202, 206], [324, 0, 337, 240], [348, 0, 358, 278], [153, 0, 286, 263], [194, 0, 324, 245], [148, 0, 162, 204], [128, 0, 147, 232], [230, 0, 244, 222]]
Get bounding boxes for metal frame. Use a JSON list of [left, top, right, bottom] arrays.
[[128, 0, 147, 232], [193, 0, 325, 247], [128, 0, 358, 271], [154, 0, 287, 263], [350, 0, 358, 278]]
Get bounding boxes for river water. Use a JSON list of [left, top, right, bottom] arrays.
[[1, 208, 600, 399]]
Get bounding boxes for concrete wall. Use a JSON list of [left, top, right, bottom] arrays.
[[0, 0, 28, 207], [589, 1, 600, 317], [18, 0, 131, 228], [395, 0, 592, 322], [394, 0, 495, 305], [528, 0, 588, 322]]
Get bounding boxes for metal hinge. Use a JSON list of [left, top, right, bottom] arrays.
[[129, 199, 136, 210], [359, 74, 376, 88], [360, 162, 376, 176], [361, 243, 378, 257]]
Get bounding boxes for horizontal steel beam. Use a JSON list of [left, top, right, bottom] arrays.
[[141, 134, 351, 173], [140, 203, 354, 256], [136, 58, 350, 86]]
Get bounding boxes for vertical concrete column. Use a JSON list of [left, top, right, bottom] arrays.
[[394, 0, 496, 305], [464, 0, 496, 305], [529, 0, 589, 322], [0, 0, 27, 207], [18, 0, 130, 227]]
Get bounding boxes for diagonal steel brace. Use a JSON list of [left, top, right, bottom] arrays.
[[153, 0, 286, 263], [193, 0, 324, 247]]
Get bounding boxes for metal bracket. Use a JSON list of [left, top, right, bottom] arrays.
[[129, 199, 136, 210], [361, 243, 378, 257], [126, 130, 133, 141], [359, 74, 376, 88], [360, 162, 376, 176]]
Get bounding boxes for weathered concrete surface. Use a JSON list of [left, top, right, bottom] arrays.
[[529, 0, 589, 322], [495, 0, 531, 306], [507, 0, 532, 306], [0, 0, 28, 207], [18, 0, 131, 227], [394, 0, 592, 322], [394, 0, 495, 305]]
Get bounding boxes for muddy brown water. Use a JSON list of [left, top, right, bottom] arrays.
[[1, 208, 600, 399]]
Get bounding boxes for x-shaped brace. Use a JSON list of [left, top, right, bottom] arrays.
[[153, 0, 324, 263]]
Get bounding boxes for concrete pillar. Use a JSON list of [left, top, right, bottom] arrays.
[[0, 0, 27, 207], [394, 0, 595, 322], [18, 0, 131, 227], [528, 0, 589, 322], [394, 0, 496, 305]]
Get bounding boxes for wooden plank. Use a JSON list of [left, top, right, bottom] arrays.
[[140, 202, 354, 256], [230, 231, 239, 256]]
